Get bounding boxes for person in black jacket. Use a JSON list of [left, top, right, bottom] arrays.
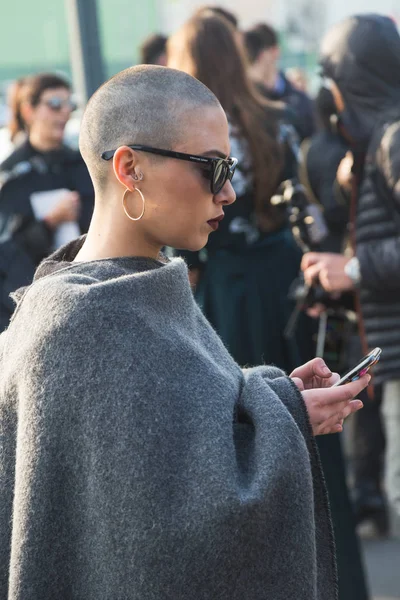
[[243, 23, 315, 140], [0, 73, 94, 332], [299, 86, 349, 253], [301, 86, 389, 535], [302, 14, 400, 536]]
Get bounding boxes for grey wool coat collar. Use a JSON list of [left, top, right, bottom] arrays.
[[0, 238, 337, 599]]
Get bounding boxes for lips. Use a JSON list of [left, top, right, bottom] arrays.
[[207, 213, 224, 231]]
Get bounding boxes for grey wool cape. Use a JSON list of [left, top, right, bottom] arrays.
[[0, 238, 337, 600]]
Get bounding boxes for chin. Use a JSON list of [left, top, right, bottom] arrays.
[[53, 128, 66, 143], [175, 236, 208, 253]]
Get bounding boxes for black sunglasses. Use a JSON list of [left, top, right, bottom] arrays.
[[101, 144, 238, 194], [41, 97, 77, 112]]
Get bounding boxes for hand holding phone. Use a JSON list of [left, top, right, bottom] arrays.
[[332, 347, 381, 387]]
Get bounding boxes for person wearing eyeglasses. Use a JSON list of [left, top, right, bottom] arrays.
[[0, 64, 370, 600], [0, 72, 94, 332]]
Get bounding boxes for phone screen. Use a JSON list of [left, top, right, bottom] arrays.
[[332, 347, 382, 387]]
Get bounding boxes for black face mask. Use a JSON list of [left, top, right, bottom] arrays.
[[337, 108, 372, 151]]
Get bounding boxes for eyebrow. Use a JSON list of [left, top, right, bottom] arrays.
[[201, 150, 229, 159]]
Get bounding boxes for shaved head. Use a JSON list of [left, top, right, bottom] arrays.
[[79, 65, 221, 191]]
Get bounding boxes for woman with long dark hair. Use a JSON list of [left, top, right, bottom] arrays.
[[0, 73, 94, 331], [168, 11, 308, 371]]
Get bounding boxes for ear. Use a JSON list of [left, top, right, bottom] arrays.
[[112, 146, 144, 190], [20, 101, 34, 129]]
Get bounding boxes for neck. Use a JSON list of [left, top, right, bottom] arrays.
[[74, 204, 162, 263], [29, 131, 62, 153], [266, 66, 278, 90]]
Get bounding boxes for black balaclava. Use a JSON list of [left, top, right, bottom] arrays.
[[320, 14, 400, 149]]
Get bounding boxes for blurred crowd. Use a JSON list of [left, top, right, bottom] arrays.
[[0, 6, 400, 600]]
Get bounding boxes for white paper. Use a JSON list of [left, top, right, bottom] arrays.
[[30, 189, 80, 250]]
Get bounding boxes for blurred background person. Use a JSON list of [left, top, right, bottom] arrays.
[[243, 22, 315, 140], [139, 33, 168, 66], [299, 85, 349, 254], [0, 77, 27, 163], [302, 14, 400, 539], [0, 72, 94, 332], [167, 9, 306, 372], [168, 12, 369, 599], [299, 84, 388, 537], [285, 67, 309, 94], [195, 4, 238, 28]]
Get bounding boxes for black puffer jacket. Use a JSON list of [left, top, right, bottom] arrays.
[[303, 131, 349, 253], [321, 14, 400, 383]]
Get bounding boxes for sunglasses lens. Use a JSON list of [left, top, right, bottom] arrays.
[[47, 98, 62, 111], [213, 160, 228, 194], [46, 98, 76, 112]]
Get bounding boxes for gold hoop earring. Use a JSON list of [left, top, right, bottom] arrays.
[[122, 188, 145, 221]]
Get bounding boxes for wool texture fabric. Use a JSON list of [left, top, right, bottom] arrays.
[[0, 238, 337, 600]]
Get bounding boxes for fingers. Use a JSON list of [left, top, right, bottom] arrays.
[[290, 358, 331, 382], [303, 263, 323, 287], [301, 252, 322, 271], [291, 377, 305, 392], [330, 373, 340, 386], [314, 397, 361, 428], [317, 374, 370, 406], [302, 375, 369, 436], [316, 400, 363, 435]]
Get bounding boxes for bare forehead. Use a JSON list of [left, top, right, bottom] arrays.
[[40, 87, 70, 99]]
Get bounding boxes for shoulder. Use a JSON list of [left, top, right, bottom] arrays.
[[0, 140, 32, 172], [374, 120, 400, 189], [60, 144, 85, 165], [13, 257, 189, 329]]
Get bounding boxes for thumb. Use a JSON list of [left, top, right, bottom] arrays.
[[301, 252, 321, 271], [291, 377, 305, 392], [311, 358, 332, 379]]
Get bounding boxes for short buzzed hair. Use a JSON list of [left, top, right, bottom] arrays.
[[79, 65, 221, 191]]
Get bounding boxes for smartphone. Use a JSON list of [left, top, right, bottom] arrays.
[[332, 347, 382, 387]]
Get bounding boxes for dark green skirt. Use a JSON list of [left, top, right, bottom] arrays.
[[196, 229, 311, 372]]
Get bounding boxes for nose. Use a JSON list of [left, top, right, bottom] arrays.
[[214, 180, 236, 206]]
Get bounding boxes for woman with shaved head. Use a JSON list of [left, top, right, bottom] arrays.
[[0, 65, 369, 600]]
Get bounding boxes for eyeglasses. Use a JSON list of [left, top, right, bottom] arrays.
[[40, 97, 77, 112], [101, 144, 238, 194]]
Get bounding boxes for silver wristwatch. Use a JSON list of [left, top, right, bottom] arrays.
[[344, 256, 361, 286]]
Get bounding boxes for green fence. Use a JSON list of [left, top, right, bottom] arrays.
[[0, 0, 160, 87]]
